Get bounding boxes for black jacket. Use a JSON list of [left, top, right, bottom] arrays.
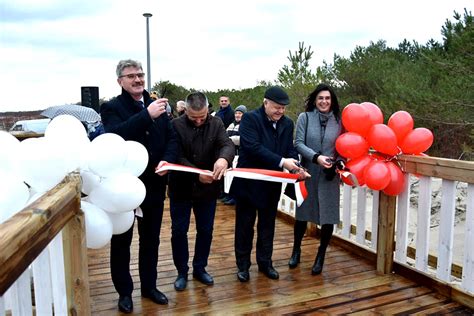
[[216, 105, 235, 128], [231, 106, 298, 208], [100, 89, 177, 200], [169, 114, 235, 201]]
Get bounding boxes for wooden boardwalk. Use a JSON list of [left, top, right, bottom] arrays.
[[88, 201, 473, 315]]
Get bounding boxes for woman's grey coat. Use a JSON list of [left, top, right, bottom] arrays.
[[294, 110, 343, 225]]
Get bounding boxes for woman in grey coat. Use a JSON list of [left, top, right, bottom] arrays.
[[289, 84, 345, 275]]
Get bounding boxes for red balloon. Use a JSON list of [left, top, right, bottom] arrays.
[[360, 102, 383, 125], [364, 160, 390, 191], [335, 132, 369, 159], [341, 103, 372, 137], [343, 155, 371, 186], [400, 128, 434, 154], [383, 161, 406, 196], [388, 111, 414, 144], [367, 124, 400, 156]]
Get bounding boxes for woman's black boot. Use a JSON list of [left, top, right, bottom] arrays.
[[288, 248, 301, 268], [311, 248, 326, 275], [289, 220, 307, 268], [311, 224, 333, 275]]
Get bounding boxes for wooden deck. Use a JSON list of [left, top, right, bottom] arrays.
[[88, 201, 473, 315]]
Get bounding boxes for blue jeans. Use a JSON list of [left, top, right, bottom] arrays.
[[170, 199, 217, 275]]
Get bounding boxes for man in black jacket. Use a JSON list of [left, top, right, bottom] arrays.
[[231, 86, 308, 282], [215, 95, 234, 128], [168, 92, 234, 291], [100, 59, 177, 313]]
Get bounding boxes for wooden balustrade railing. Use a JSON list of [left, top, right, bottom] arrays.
[[278, 154, 474, 309], [0, 173, 90, 315]]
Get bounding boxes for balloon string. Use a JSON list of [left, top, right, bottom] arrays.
[[371, 150, 406, 173]]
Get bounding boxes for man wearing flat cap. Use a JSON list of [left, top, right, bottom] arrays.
[[231, 86, 309, 282]]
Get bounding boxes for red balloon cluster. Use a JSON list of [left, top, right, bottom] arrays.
[[335, 102, 434, 196]]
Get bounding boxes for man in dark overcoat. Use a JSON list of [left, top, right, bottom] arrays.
[[231, 86, 308, 282], [100, 59, 177, 313]]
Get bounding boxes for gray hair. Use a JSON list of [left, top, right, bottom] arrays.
[[116, 59, 143, 78], [185, 92, 209, 111], [176, 100, 186, 111]]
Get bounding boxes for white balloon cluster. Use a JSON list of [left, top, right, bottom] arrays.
[[0, 115, 149, 249]]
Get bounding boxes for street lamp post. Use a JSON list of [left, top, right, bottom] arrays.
[[143, 13, 152, 92]]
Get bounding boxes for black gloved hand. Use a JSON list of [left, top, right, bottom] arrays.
[[335, 160, 347, 171], [323, 165, 337, 180]]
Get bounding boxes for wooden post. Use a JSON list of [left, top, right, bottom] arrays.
[[376, 192, 397, 274], [62, 196, 91, 315]]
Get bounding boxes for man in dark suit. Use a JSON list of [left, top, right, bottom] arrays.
[[100, 59, 177, 313], [231, 86, 309, 282]]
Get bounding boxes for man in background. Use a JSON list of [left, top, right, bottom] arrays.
[[100, 59, 177, 313], [216, 95, 234, 128], [176, 100, 186, 116]]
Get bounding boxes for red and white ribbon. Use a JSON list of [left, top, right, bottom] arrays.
[[156, 162, 308, 206], [156, 162, 213, 176], [337, 170, 359, 187]]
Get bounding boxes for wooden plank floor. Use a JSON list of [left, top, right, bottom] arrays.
[[88, 201, 473, 315]]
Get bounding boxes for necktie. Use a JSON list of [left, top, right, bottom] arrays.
[[136, 101, 144, 109]]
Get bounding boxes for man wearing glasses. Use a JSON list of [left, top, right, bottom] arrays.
[[100, 59, 177, 313]]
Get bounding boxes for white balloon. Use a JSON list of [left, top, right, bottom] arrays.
[[19, 137, 69, 192], [88, 133, 127, 178], [0, 172, 30, 224], [0, 131, 21, 177], [45, 114, 88, 143], [78, 141, 93, 171], [80, 170, 101, 195], [106, 210, 135, 235], [122, 141, 148, 176], [81, 201, 113, 249], [45, 115, 90, 172], [88, 173, 146, 213]]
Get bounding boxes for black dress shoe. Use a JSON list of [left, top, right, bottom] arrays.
[[237, 270, 250, 282], [141, 288, 168, 305], [258, 266, 279, 279], [118, 295, 133, 313], [288, 248, 301, 269], [193, 270, 214, 285], [174, 275, 188, 291]]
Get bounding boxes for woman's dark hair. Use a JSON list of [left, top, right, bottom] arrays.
[[304, 83, 340, 120]]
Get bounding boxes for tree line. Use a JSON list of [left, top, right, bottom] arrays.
[[152, 9, 473, 160]]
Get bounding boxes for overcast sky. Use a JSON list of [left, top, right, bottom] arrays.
[[0, 0, 472, 111]]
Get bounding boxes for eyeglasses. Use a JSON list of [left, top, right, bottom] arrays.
[[119, 72, 145, 80]]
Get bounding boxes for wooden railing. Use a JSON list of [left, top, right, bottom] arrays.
[[1, 154, 472, 312], [278, 154, 474, 309], [0, 173, 90, 315]]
